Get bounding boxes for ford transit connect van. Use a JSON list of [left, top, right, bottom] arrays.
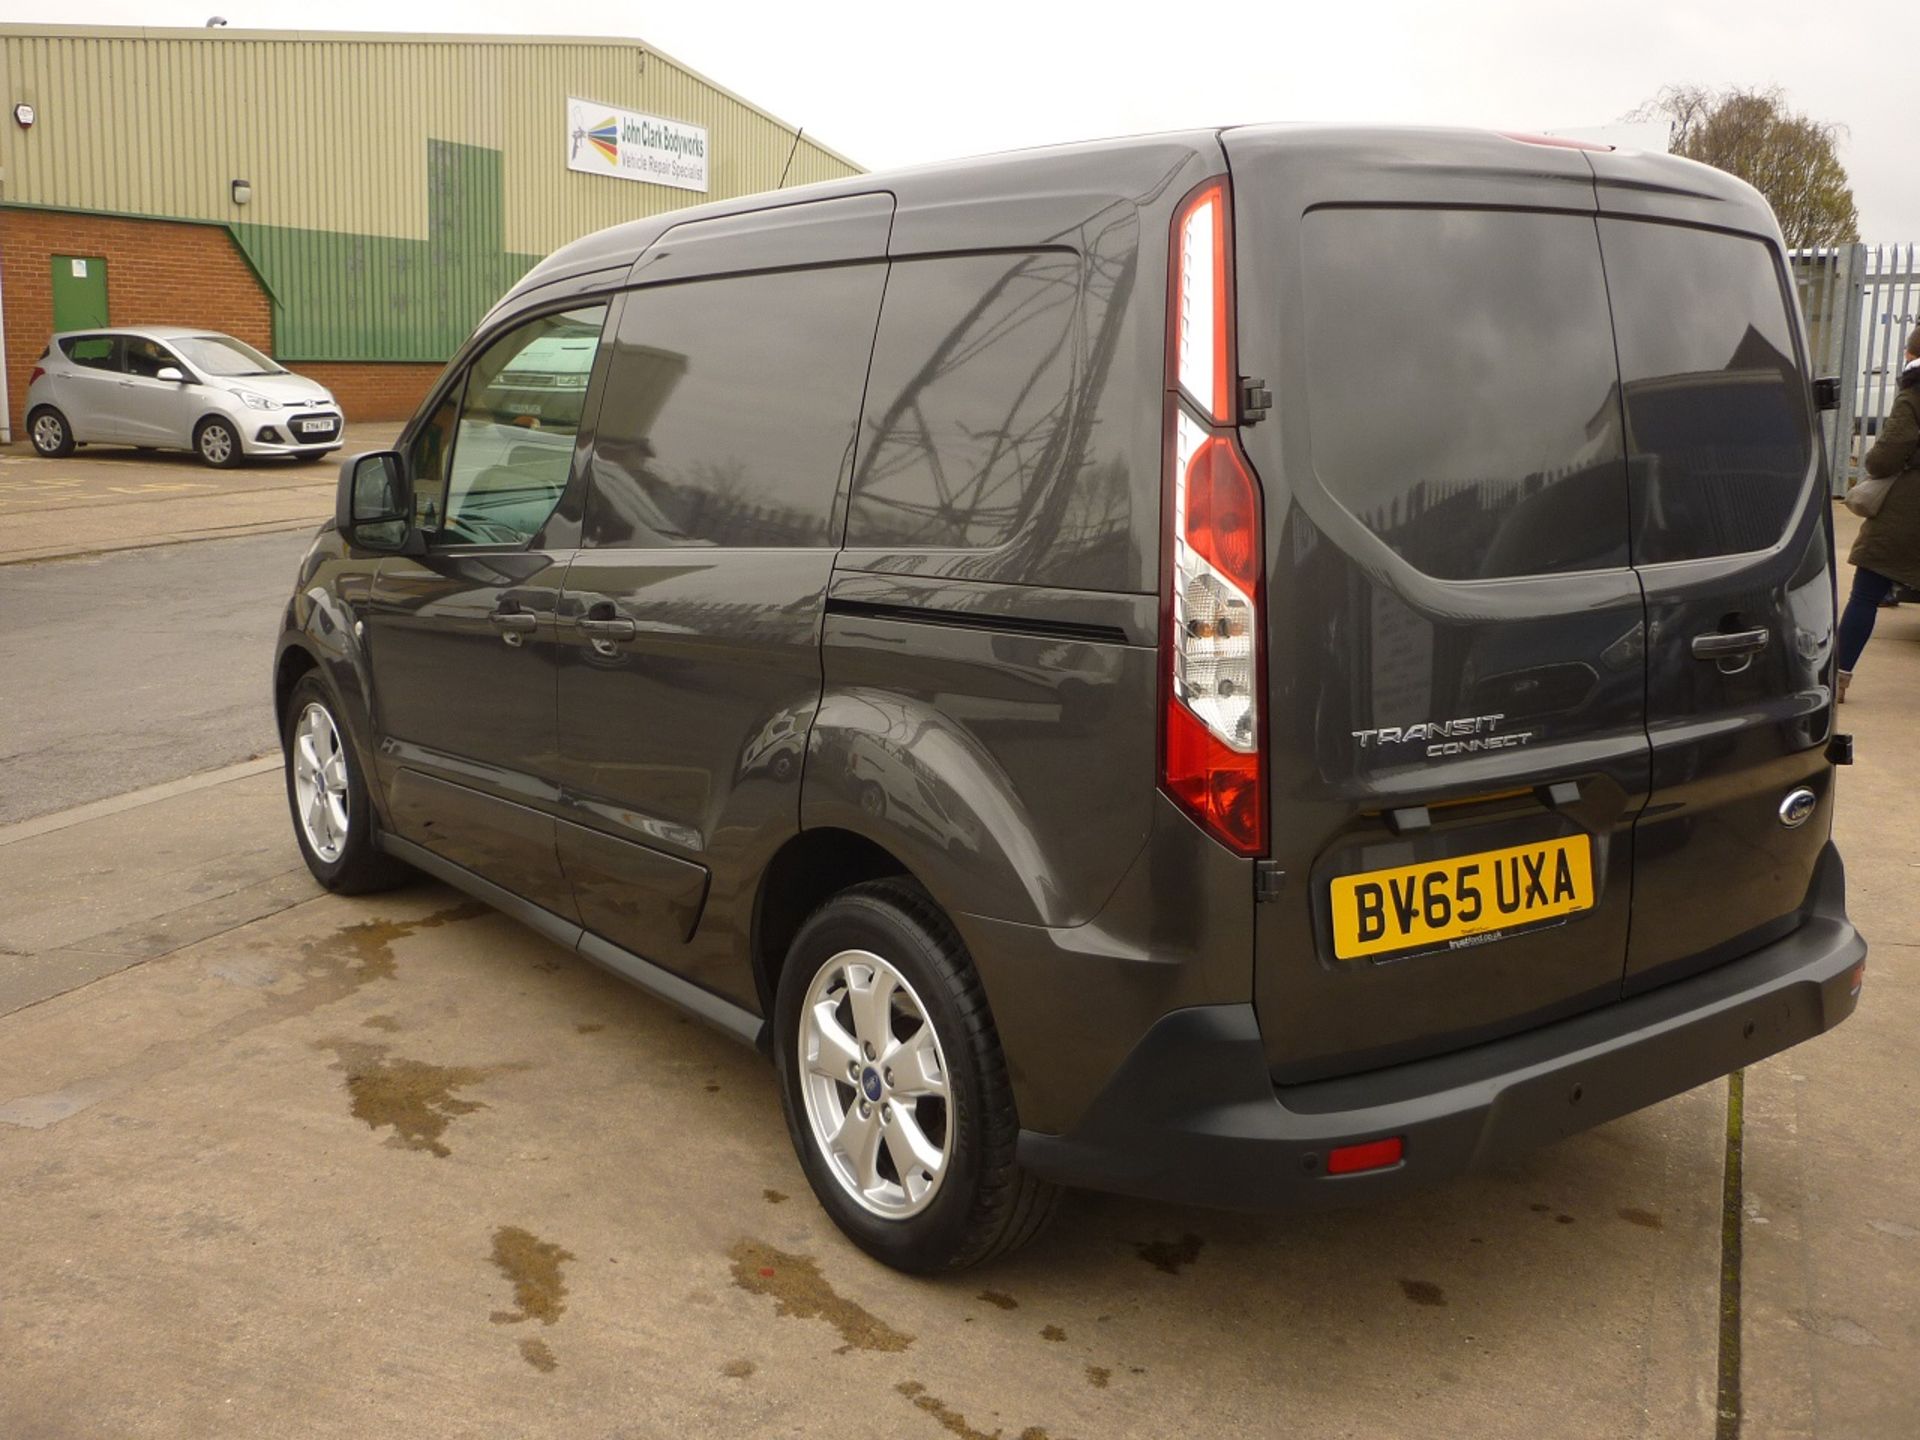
[[275, 126, 1865, 1273]]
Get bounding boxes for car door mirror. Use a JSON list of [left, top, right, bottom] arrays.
[[337, 450, 415, 551], [155, 366, 187, 384]]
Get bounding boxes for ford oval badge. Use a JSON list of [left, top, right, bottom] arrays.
[[1779, 788, 1817, 828]]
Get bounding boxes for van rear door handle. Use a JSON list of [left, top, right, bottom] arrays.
[[489, 607, 538, 633], [1691, 628, 1769, 660]]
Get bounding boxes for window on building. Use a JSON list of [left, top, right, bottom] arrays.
[[437, 304, 608, 547], [584, 266, 888, 548]]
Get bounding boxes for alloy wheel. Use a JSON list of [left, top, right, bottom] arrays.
[[797, 948, 953, 1218], [32, 413, 65, 453], [200, 423, 235, 465], [291, 702, 351, 863]]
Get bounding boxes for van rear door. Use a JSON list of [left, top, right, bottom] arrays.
[[1589, 180, 1837, 989], [1224, 130, 1649, 1082]]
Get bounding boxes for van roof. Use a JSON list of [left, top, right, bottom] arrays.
[[500, 123, 1771, 313]]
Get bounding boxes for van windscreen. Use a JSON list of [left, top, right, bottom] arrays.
[[1300, 208, 1628, 581], [1597, 220, 1812, 563]]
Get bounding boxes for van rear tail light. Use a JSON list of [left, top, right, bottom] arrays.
[[27, 365, 45, 386], [1160, 177, 1267, 856]]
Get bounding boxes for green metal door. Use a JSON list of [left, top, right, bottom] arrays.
[[51, 255, 109, 331]]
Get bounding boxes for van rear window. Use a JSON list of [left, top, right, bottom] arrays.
[[1598, 220, 1811, 563], [1300, 209, 1628, 581]]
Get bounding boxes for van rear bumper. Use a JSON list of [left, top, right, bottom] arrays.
[[1016, 897, 1864, 1211]]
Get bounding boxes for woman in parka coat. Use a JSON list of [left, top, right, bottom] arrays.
[[1838, 324, 1920, 700]]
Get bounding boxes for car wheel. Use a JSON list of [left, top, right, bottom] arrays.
[[283, 674, 411, 894], [28, 407, 75, 458], [774, 879, 1059, 1272], [195, 417, 243, 469]]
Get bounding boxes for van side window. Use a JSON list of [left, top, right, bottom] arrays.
[[1302, 209, 1629, 581], [583, 266, 886, 548], [437, 304, 607, 546], [845, 252, 1080, 553], [1598, 221, 1811, 563]]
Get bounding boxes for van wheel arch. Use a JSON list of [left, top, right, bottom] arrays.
[[274, 646, 320, 733], [751, 828, 917, 1040]]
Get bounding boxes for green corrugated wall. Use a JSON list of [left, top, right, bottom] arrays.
[[0, 26, 864, 361]]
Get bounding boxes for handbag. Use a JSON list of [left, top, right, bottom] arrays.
[[1846, 475, 1894, 518]]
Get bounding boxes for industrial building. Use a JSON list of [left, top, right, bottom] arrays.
[[0, 25, 861, 437]]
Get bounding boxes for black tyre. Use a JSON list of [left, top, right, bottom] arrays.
[[28, 407, 75, 458], [195, 416, 244, 468], [282, 674, 410, 894], [773, 879, 1059, 1272]]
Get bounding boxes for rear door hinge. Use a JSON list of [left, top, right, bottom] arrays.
[[1240, 376, 1272, 425], [1254, 861, 1287, 902]]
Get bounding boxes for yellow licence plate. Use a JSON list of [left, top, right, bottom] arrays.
[[1328, 835, 1595, 961]]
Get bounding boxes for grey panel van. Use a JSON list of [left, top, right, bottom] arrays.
[[275, 126, 1866, 1272]]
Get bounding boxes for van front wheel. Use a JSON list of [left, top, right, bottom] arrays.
[[773, 879, 1058, 1272]]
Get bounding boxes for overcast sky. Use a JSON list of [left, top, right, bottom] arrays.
[[15, 0, 1920, 239]]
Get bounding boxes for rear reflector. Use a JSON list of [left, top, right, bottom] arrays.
[[1326, 1137, 1405, 1176]]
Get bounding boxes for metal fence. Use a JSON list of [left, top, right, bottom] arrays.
[[1791, 243, 1920, 493]]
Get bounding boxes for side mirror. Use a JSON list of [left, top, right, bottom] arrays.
[[155, 366, 187, 384], [1813, 377, 1841, 412], [336, 450, 413, 551]]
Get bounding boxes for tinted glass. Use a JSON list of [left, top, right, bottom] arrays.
[[408, 393, 460, 532], [124, 338, 181, 379], [845, 252, 1080, 552], [585, 265, 886, 548], [1301, 209, 1628, 580], [1599, 220, 1811, 563], [440, 304, 607, 547], [60, 335, 121, 371]]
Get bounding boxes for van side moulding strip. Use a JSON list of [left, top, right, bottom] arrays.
[[379, 834, 765, 1049]]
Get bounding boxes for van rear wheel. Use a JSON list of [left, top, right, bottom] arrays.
[[773, 879, 1059, 1272]]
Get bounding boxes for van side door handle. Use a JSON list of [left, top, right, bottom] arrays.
[[576, 614, 638, 640], [1690, 627, 1769, 660], [488, 605, 538, 647]]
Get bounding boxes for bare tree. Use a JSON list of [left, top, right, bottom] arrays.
[[1630, 85, 1859, 247]]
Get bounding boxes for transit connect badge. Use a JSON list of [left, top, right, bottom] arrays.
[[1350, 712, 1534, 759]]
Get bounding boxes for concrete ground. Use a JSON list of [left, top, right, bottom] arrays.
[[0, 507, 1913, 1438], [0, 529, 316, 824], [0, 421, 395, 565]]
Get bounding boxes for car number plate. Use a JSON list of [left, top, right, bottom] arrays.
[[1328, 835, 1594, 961], [297, 419, 334, 434]]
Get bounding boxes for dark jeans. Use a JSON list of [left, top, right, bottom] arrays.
[[1838, 566, 1896, 671]]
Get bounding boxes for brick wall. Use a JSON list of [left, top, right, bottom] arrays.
[[285, 362, 443, 423], [2, 208, 442, 435], [1, 207, 272, 438]]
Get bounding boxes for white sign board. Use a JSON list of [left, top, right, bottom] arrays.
[[566, 97, 709, 193]]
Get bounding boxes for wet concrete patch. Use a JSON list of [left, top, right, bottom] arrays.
[[1399, 1279, 1447, 1307], [895, 1380, 1051, 1440], [361, 1014, 402, 1033], [762, 1188, 788, 1204], [1133, 1233, 1204, 1275], [1619, 1207, 1665, 1230], [727, 1239, 912, 1354], [1041, 1324, 1066, 1342], [517, 1337, 557, 1373], [977, 1290, 1018, 1310], [721, 1358, 755, 1379], [316, 1039, 524, 1158], [574, 1022, 605, 1035], [303, 903, 487, 988], [490, 1225, 576, 1326], [1085, 1365, 1111, 1389]]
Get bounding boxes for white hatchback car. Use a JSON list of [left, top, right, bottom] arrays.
[[25, 327, 344, 467]]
